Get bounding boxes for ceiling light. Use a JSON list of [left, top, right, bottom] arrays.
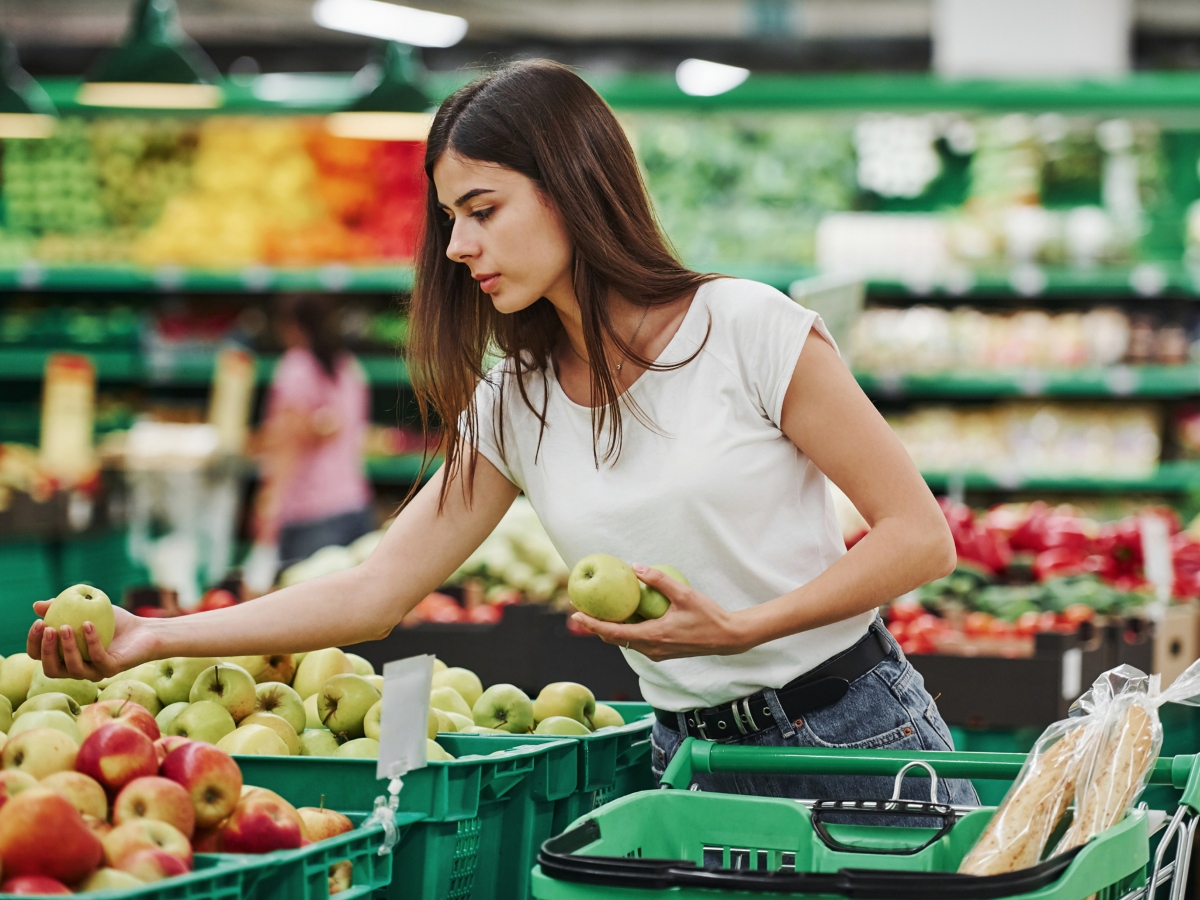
[[312, 0, 467, 48], [675, 58, 750, 97], [0, 36, 56, 138], [78, 0, 222, 109], [326, 42, 433, 141]]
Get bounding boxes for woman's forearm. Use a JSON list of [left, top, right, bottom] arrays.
[[145, 564, 404, 659], [737, 514, 954, 648]]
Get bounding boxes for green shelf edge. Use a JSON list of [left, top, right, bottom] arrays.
[[921, 461, 1200, 493], [855, 364, 1200, 399]]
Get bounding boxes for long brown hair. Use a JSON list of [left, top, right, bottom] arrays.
[[408, 59, 715, 508]]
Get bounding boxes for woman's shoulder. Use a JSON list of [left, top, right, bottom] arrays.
[[698, 276, 799, 320], [689, 277, 814, 353]]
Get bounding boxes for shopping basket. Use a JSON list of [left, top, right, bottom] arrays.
[[532, 739, 1200, 900]]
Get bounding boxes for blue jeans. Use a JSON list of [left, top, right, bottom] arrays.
[[278, 506, 375, 570], [650, 619, 979, 812]]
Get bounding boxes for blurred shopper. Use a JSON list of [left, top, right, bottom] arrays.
[[254, 294, 374, 569], [33, 61, 974, 813]]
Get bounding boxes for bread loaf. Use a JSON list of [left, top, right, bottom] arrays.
[[959, 726, 1086, 875]]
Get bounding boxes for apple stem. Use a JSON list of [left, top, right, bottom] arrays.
[[320, 794, 326, 811]]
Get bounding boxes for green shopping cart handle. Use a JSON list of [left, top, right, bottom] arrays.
[[660, 739, 1200, 809]]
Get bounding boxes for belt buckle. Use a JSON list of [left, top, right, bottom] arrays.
[[729, 697, 760, 735], [688, 715, 711, 741]]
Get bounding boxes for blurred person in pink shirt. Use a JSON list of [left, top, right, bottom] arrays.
[[254, 294, 374, 568]]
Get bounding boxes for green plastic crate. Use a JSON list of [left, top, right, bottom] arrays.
[[0, 539, 54, 655], [531, 741, 1200, 900], [67, 853, 277, 899], [549, 703, 654, 833], [234, 734, 568, 900]]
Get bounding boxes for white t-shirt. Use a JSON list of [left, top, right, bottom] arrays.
[[469, 277, 875, 710]]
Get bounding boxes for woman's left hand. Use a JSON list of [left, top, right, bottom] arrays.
[[571, 564, 753, 661]]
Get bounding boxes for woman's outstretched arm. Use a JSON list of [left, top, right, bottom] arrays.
[[30, 454, 520, 680]]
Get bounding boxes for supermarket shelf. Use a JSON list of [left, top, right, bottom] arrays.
[[0, 264, 413, 294], [921, 462, 1200, 493], [856, 365, 1200, 399], [0, 347, 142, 379]]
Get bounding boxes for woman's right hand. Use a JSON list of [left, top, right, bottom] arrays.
[[27, 601, 162, 682]]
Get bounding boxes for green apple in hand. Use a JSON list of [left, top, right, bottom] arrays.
[[636, 565, 688, 620], [318, 674, 380, 740], [534, 682, 596, 729], [189, 664, 256, 722], [472, 684, 534, 734], [535, 716, 592, 736], [432, 667, 483, 708], [254, 683, 305, 735], [298, 729, 341, 757], [153, 657, 221, 705], [44, 584, 114, 663], [167, 700, 236, 744], [568, 554, 640, 622], [592, 703, 625, 729]]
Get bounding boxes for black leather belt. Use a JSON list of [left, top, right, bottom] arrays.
[[653, 622, 891, 742]]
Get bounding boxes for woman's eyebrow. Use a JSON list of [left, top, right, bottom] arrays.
[[438, 188, 495, 209]]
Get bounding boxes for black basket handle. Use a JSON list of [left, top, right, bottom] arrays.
[[809, 799, 958, 856]]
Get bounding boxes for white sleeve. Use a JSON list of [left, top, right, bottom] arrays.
[[738, 283, 839, 427], [461, 362, 523, 489]]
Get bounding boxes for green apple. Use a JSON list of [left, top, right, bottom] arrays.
[[0, 694, 11, 734], [427, 709, 439, 739], [292, 648, 353, 700], [9, 709, 82, 744], [44, 584, 114, 663], [318, 674, 380, 740], [80, 869, 145, 892], [110, 662, 160, 688], [28, 671, 98, 706], [426, 739, 455, 762], [568, 554, 640, 622], [224, 654, 297, 685], [239, 712, 300, 755], [14, 692, 78, 720], [592, 703, 625, 729], [189, 664, 256, 722], [430, 687, 473, 720], [535, 716, 592, 736], [432, 709, 455, 734], [167, 699, 236, 744], [156, 701, 189, 732], [292, 651, 309, 673], [473, 684, 534, 734], [254, 682, 305, 735], [637, 565, 688, 620], [534, 682, 596, 729], [366, 675, 384, 692], [460, 725, 507, 734], [217, 723, 289, 756], [299, 728, 341, 757], [303, 693, 322, 730], [346, 653, 375, 677], [336, 737, 379, 758], [365, 701, 381, 741], [152, 657, 221, 705], [0, 654, 40, 707], [444, 711, 474, 732], [432, 667, 483, 708], [624, 613, 644, 624], [99, 678, 162, 716]]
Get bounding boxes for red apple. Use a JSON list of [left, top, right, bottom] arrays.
[[79, 699, 161, 742], [39, 771, 107, 820], [118, 847, 190, 882], [102, 819, 193, 870], [0, 789, 103, 884], [154, 735, 191, 765], [198, 589, 239, 612], [76, 723, 158, 795], [160, 741, 242, 829], [114, 776, 196, 839], [82, 814, 112, 839], [0, 771, 37, 812], [329, 859, 353, 894], [0, 875, 72, 894], [191, 824, 223, 852], [297, 807, 354, 842], [219, 792, 304, 853]]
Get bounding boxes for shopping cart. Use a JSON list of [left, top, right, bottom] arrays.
[[532, 738, 1200, 900]]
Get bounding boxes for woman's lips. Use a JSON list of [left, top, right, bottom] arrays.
[[479, 274, 500, 293]]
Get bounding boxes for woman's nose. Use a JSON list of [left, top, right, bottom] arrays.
[[446, 221, 476, 263]]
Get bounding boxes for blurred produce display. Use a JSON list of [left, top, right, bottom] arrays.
[[448, 496, 570, 603], [0, 118, 425, 267], [885, 498, 1198, 656], [851, 305, 1197, 373], [887, 402, 1161, 477]]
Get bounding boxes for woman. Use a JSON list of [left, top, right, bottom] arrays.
[[254, 294, 374, 570], [29, 60, 975, 807]]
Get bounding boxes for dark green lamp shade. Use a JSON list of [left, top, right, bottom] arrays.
[[90, 0, 218, 85], [0, 39, 55, 117], [349, 43, 429, 113]]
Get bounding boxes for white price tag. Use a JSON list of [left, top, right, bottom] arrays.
[[376, 655, 435, 780], [1140, 514, 1173, 609]]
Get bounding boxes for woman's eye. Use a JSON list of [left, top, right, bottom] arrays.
[[471, 208, 494, 222]]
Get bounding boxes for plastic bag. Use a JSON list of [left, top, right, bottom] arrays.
[[961, 659, 1200, 876]]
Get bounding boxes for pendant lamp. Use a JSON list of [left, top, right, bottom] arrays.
[[77, 0, 222, 109], [326, 43, 433, 141], [0, 37, 56, 138]]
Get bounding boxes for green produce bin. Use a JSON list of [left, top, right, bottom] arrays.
[[532, 740, 1200, 900], [549, 703, 654, 834], [235, 734, 571, 900], [0, 539, 54, 655], [69, 853, 278, 900]]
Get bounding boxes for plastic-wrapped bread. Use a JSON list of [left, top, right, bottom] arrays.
[[1056, 702, 1158, 854], [958, 725, 1089, 875]]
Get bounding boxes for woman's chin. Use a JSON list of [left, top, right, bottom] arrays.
[[489, 289, 538, 315]]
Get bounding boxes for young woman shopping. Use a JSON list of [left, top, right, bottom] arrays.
[[29, 60, 976, 807]]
